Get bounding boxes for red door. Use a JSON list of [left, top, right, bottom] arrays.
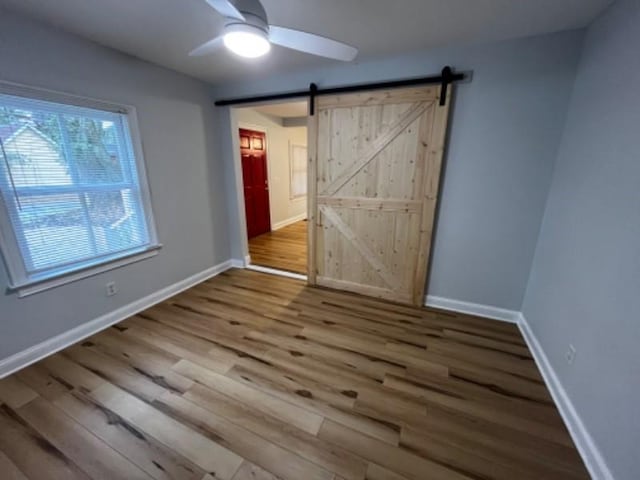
[[240, 128, 271, 238]]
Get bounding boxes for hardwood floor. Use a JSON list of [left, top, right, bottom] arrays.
[[0, 269, 589, 480], [249, 220, 307, 274]]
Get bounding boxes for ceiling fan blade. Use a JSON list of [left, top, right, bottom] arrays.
[[189, 36, 225, 56], [269, 26, 358, 62], [204, 0, 245, 21]]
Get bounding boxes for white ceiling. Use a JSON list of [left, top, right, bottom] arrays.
[[249, 101, 308, 119], [0, 0, 612, 85]]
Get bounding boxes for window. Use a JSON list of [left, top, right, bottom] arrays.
[[0, 84, 159, 295], [290, 143, 307, 198]]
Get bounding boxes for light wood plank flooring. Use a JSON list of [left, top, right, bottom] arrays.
[[249, 220, 307, 274], [0, 269, 589, 480]]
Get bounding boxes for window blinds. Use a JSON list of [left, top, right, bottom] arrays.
[[0, 91, 155, 286]]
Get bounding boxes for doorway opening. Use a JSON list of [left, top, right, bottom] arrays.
[[233, 100, 308, 278]]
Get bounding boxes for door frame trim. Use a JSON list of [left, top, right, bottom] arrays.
[[307, 107, 318, 284]]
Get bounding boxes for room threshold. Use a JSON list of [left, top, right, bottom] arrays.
[[246, 263, 307, 281]]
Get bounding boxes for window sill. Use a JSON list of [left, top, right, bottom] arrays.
[[8, 245, 162, 298]]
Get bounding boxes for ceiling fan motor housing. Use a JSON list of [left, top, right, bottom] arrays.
[[226, 0, 269, 34]]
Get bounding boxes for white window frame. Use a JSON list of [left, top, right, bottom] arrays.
[[0, 81, 161, 297], [289, 143, 307, 200]]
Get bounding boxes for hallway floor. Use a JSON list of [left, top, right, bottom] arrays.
[[248, 220, 307, 274]]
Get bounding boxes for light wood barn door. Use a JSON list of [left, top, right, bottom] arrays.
[[308, 86, 451, 305]]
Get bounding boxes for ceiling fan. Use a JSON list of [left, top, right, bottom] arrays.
[[190, 0, 358, 61]]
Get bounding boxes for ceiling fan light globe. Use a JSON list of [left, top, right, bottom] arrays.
[[223, 29, 270, 58]]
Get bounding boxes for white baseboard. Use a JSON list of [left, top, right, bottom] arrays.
[[271, 213, 307, 231], [0, 259, 235, 379], [230, 258, 247, 268], [425, 295, 520, 323], [517, 314, 613, 480]]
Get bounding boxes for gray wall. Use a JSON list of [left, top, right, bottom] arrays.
[[0, 10, 231, 360], [213, 30, 584, 310], [522, 1, 640, 478]]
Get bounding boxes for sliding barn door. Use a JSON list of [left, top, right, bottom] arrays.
[[308, 86, 451, 305]]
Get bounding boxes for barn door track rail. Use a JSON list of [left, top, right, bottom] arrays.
[[214, 66, 466, 114]]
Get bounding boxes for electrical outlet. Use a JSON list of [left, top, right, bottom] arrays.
[[565, 344, 576, 365], [106, 281, 118, 297]]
